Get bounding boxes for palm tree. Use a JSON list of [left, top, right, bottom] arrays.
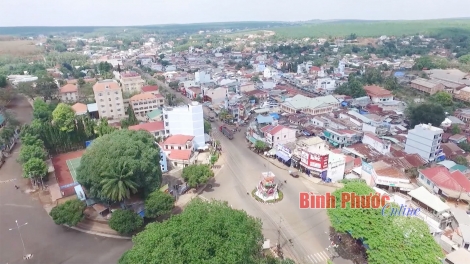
[[100, 162, 138, 202]]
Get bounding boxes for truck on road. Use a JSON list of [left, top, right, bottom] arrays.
[[219, 126, 234, 140]]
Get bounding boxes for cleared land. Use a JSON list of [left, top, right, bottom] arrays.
[[272, 19, 470, 38], [0, 38, 41, 57]]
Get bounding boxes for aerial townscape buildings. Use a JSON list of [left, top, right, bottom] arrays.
[[3, 18, 470, 264]]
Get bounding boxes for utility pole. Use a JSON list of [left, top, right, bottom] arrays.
[[8, 220, 32, 260]]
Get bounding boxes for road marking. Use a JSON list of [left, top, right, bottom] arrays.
[[305, 251, 329, 263], [2, 204, 34, 208], [0, 178, 17, 184]]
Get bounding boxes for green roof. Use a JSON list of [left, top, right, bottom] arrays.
[[0, 114, 5, 125], [450, 164, 468, 173], [147, 109, 162, 119]]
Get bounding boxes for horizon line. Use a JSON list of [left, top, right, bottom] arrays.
[[1, 17, 470, 28]]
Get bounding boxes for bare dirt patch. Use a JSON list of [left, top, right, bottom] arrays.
[[0, 38, 42, 57]]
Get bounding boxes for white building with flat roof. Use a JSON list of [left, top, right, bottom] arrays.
[[404, 124, 444, 162], [162, 101, 205, 149]]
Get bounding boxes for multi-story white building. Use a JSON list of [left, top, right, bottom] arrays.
[[162, 102, 205, 149], [263, 67, 278, 79], [59, 84, 78, 103], [195, 71, 211, 84], [260, 125, 297, 148], [405, 124, 444, 162], [130, 93, 165, 121], [120, 71, 145, 94], [93, 80, 125, 120]]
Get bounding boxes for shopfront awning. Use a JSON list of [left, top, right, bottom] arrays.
[[248, 136, 257, 144], [276, 151, 290, 162]]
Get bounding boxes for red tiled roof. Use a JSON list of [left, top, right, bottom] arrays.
[[60, 84, 77, 93], [364, 85, 392, 97], [142, 85, 159, 92], [310, 66, 321, 72], [128, 121, 164, 132], [261, 125, 274, 133], [403, 154, 428, 167], [167, 149, 192, 160], [450, 170, 470, 192], [420, 167, 462, 191], [163, 135, 194, 145], [267, 125, 286, 135]]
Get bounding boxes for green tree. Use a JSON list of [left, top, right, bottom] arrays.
[[459, 54, 470, 64], [52, 103, 76, 132], [0, 86, 16, 109], [77, 130, 162, 200], [327, 181, 443, 264], [95, 118, 116, 136], [204, 120, 212, 133], [144, 191, 174, 218], [18, 145, 47, 164], [0, 126, 15, 146], [32, 98, 53, 122], [406, 103, 446, 128], [362, 68, 383, 85], [383, 76, 400, 91], [36, 77, 58, 101], [454, 156, 468, 166], [430, 91, 453, 107], [451, 124, 461, 135], [100, 161, 139, 202], [109, 209, 143, 235], [20, 133, 44, 148], [413, 56, 435, 70], [22, 157, 47, 179], [168, 81, 179, 89], [121, 107, 139, 129], [49, 199, 86, 226], [0, 75, 7, 88], [119, 200, 263, 264], [335, 78, 366, 98], [17, 82, 37, 100], [254, 140, 268, 153], [181, 164, 214, 188]]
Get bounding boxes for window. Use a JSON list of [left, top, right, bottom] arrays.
[[102, 110, 106, 113], [284, 135, 286, 138], [277, 137, 279, 140], [426, 179, 431, 185], [166, 130, 169, 134], [99, 93, 102, 96], [117, 103, 120, 105], [109, 98, 111, 101], [100, 99, 103, 102], [118, 109, 121, 111], [109, 104, 112, 107], [110, 110, 113, 112], [101, 105, 105, 107], [115, 97, 119, 100], [107, 92, 110, 95], [115, 91, 118, 94], [420, 175, 424, 180]]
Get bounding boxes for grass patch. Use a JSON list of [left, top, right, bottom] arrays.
[[0, 39, 42, 57], [251, 188, 283, 203], [272, 19, 470, 38]]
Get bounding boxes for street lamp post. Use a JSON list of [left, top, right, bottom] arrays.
[[8, 220, 32, 260]]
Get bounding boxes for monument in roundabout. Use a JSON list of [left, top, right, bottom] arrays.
[[254, 171, 281, 202]]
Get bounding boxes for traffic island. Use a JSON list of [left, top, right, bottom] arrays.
[[251, 171, 284, 204], [251, 188, 283, 204]]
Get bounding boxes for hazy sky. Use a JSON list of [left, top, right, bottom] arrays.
[[3, 0, 469, 27]]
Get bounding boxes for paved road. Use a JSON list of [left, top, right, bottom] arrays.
[[132, 63, 352, 264], [203, 120, 344, 264], [0, 95, 131, 264]]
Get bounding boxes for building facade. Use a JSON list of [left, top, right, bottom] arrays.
[[59, 84, 79, 103], [404, 124, 444, 162], [410, 78, 445, 95], [260, 125, 297, 148], [130, 93, 165, 121], [280, 94, 340, 115], [120, 71, 145, 94], [93, 80, 125, 120], [364, 85, 394, 103], [163, 102, 205, 149]]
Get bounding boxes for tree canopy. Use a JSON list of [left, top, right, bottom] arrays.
[[22, 157, 47, 178], [144, 190, 174, 218], [77, 129, 162, 200], [18, 144, 47, 164], [204, 120, 212, 133], [406, 103, 446, 128], [49, 199, 85, 226], [0, 75, 7, 88], [335, 78, 366, 98], [109, 209, 143, 235], [181, 164, 214, 188], [52, 103, 76, 132], [119, 200, 264, 264], [33, 98, 53, 122], [430, 91, 453, 107], [327, 181, 443, 264]]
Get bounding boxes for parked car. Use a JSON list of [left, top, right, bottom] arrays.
[[289, 171, 299, 178]]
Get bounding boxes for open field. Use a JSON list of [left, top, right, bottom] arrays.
[[0, 38, 42, 57], [272, 19, 470, 38]]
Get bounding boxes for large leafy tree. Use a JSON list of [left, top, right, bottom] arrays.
[[406, 103, 446, 128], [430, 91, 453, 107], [52, 103, 76, 132], [77, 129, 162, 200], [20, 133, 44, 148], [335, 78, 366, 98], [327, 181, 443, 264], [109, 209, 143, 235], [22, 157, 47, 178], [33, 98, 53, 122], [36, 77, 58, 101], [181, 164, 214, 188], [119, 200, 264, 264], [144, 191, 174, 218], [100, 161, 139, 202], [18, 145, 47, 164], [49, 199, 85, 226]]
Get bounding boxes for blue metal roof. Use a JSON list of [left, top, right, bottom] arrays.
[[256, 114, 273, 124]]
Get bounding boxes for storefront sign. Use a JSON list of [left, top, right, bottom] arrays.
[[300, 151, 329, 170], [277, 144, 291, 156]]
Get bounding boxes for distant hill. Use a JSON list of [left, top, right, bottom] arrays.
[[0, 21, 287, 36], [272, 19, 470, 38]]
